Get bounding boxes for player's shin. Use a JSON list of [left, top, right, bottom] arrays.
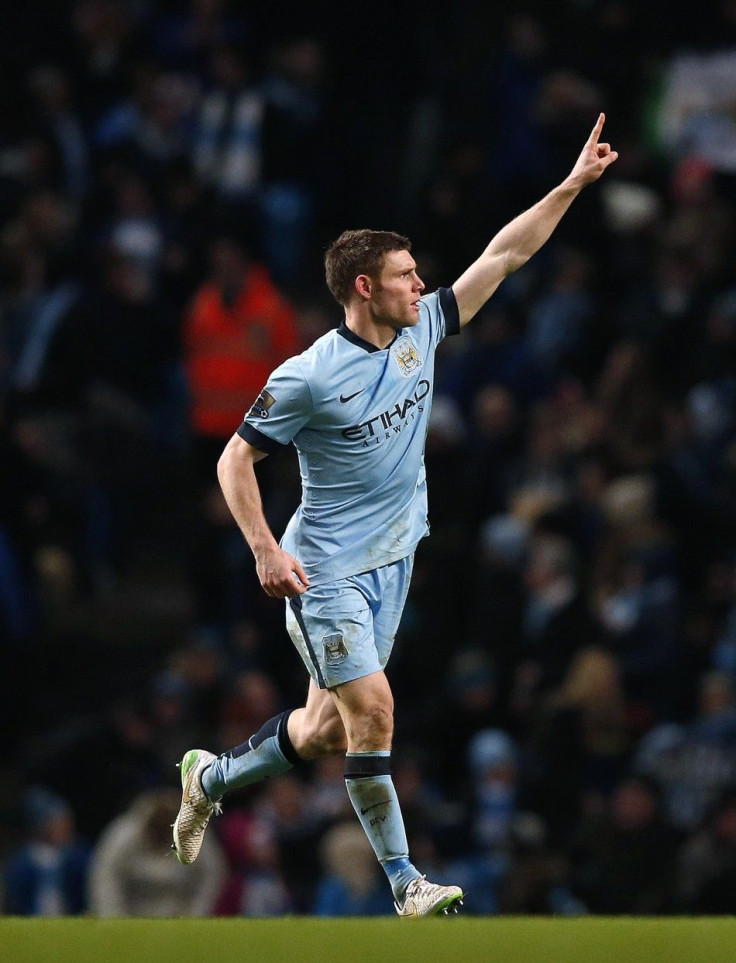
[[202, 709, 300, 799], [344, 751, 421, 901]]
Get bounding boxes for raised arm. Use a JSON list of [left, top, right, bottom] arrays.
[[452, 112, 618, 326], [217, 433, 309, 598]]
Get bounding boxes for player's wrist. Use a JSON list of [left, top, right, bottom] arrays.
[[559, 175, 584, 197], [251, 535, 280, 560]]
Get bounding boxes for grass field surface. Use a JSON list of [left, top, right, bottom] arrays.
[[2, 917, 736, 963]]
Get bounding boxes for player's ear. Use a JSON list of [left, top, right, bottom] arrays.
[[354, 274, 372, 301]]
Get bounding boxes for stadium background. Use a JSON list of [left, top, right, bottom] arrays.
[[1, 0, 736, 923]]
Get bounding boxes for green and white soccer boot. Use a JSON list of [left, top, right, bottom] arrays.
[[395, 876, 464, 918], [172, 749, 221, 865]]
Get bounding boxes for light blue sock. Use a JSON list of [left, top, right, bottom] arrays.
[[344, 750, 421, 901], [202, 710, 299, 800]]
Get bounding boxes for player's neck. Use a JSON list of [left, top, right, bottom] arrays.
[[343, 307, 398, 350]]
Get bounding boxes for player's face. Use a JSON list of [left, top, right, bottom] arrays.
[[371, 250, 425, 329]]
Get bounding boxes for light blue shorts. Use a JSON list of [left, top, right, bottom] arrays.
[[285, 555, 414, 689]]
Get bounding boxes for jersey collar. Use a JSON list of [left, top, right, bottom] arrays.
[[337, 322, 399, 354]]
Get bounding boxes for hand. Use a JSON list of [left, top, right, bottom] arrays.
[[566, 112, 618, 191], [256, 546, 310, 599]]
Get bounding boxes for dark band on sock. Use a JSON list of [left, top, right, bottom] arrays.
[[344, 754, 392, 779], [229, 709, 297, 761], [227, 738, 254, 760], [276, 709, 300, 766]]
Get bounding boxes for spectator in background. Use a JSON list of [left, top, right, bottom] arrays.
[[2, 188, 81, 398], [183, 230, 297, 477], [595, 343, 665, 471], [158, 159, 211, 312], [569, 775, 678, 914], [26, 66, 89, 204], [523, 247, 593, 378], [465, 384, 525, 526], [0, 410, 42, 650], [68, 0, 143, 130], [103, 172, 164, 284], [499, 812, 585, 915], [92, 63, 196, 180], [216, 669, 283, 753], [254, 774, 322, 902], [192, 44, 262, 207], [713, 560, 736, 679], [187, 484, 261, 634], [260, 37, 325, 287], [88, 788, 224, 916], [660, 48, 736, 178], [20, 243, 182, 582], [445, 728, 520, 914], [528, 647, 630, 844], [27, 242, 178, 420], [310, 755, 355, 825], [676, 790, 736, 914], [152, 0, 251, 79], [511, 534, 597, 719], [25, 700, 163, 841], [215, 808, 293, 917], [594, 542, 680, 722], [421, 649, 507, 791], [635, 672, 736, 833], [4, 787, 90, 916], [313, 822, 394, 916], [467, 728, 519, 855]]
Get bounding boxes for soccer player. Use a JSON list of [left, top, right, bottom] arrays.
[[173, 114, 618, 917]]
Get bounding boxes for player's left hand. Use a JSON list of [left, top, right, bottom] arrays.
[[566, 112, 618, 190]]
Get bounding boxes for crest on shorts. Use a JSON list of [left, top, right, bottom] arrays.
[[392, 337, 423, 378], [323, 633, 349, 665], [249, 387, 276, 419]]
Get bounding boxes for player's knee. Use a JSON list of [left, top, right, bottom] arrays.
[[355, 701, 394, 743]]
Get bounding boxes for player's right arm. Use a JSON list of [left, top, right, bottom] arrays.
[[217, 433, 309, 598], [452, 113, 617, 327]]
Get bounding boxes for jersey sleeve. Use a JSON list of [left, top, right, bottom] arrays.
[[420, 287, 461, 347], [237, 357, 313, 453]]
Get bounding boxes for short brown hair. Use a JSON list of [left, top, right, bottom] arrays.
[[324, 229, 411, 305]]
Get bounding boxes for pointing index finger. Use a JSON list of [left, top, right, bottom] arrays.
[[588, 112, 605, 146]]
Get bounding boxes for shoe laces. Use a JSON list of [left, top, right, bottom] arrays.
[[404, 874, 428, 900]]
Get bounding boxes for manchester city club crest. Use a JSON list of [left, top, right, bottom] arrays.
[[392, 336, 423, 378], [322, 633, 349, 665]]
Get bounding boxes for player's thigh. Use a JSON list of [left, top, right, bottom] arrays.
[[372, 554, 414, 668], [330, 669, 394, 718], [285, 579, 381, 689], [329, 670, 395, 749]]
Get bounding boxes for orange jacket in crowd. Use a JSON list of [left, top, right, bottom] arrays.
[[184, 264, 299, 439]]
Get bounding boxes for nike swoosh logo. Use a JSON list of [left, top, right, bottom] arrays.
[[339, 389, 364, 403], [360, 800, 389, 815]]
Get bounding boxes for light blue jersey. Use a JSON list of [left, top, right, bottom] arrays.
[[238, 287, 460, 586]]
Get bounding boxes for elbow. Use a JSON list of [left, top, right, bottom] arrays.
[[217, 434, 262, 490], [216, 448, 229, 487], [505, 249, 529, 276]]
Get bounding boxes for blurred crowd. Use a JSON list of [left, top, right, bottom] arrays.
[[2, 0, 736, 917]]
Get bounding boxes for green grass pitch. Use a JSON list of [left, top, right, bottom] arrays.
[[3, 917, 736, 963]]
